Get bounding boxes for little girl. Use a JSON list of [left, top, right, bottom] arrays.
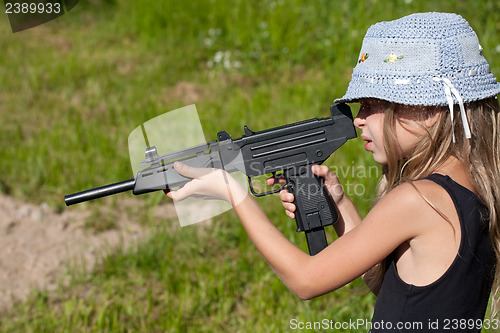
[[167, 13, 500, 331]]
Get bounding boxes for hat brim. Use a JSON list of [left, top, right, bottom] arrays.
[[334, 73, 500, 106]]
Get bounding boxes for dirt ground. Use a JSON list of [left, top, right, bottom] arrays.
[[0, 82, 204, 312], [0, 194, 176, 312]]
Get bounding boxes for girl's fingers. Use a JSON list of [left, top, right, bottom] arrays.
[[279, 189, 294, 203], [174, 161, 213, 178], [266, 175, 287, 186], [311, 165, 345, 203], [282, 201, 296, 213], [312, 165, 337, 183]]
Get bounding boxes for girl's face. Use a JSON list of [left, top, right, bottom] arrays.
[[354, 99, 433, 165]]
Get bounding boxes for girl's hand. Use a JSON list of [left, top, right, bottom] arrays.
[[267, 165, 344, 219], [165, 162, 247, 205]]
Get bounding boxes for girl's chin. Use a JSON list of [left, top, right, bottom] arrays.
[[370, 152, 387, 165]]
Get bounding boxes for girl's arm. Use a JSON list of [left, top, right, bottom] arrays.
[[167, 162, 422, 300], [275, 165, 382, 293]]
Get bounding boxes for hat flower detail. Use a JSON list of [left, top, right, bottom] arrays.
[[358, 53, 369, 63], [384, 53, 404, 63]]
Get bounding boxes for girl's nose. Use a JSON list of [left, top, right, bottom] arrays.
[[353, 110, 366, 129]]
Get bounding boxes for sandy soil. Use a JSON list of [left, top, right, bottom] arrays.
[[0, 194, 176, 312], [0, 81, 204, 312]]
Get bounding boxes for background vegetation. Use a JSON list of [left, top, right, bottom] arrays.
[[0, 0, 499, 331]]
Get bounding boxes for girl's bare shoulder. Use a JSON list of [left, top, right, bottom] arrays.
[[367, 180, 457, 237]]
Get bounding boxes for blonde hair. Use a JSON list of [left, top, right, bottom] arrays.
[[367, 97, 500, 316]]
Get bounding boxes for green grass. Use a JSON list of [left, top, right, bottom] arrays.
[[0, 0, 499, 331]]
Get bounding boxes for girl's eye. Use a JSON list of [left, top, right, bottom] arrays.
[[360, 100, 389, 114]]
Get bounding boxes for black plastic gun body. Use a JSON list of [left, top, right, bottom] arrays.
[[65, 104, 357, 255]]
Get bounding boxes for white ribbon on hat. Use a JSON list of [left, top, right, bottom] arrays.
[[432, 77, 472, 142]]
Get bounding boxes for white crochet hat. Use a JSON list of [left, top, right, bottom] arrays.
[[335, 12, 500, 140]]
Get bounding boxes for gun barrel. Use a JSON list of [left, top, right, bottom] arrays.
[[64, 179, 136, 206]]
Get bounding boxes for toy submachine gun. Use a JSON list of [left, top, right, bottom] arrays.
[[65, 104, 356, 255]]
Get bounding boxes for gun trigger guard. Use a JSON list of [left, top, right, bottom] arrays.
[[247, 176, 287, 197]]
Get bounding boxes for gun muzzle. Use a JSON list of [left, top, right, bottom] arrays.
[[64, 179, 136, 206]]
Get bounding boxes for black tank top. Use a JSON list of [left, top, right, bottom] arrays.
[[370, 174, 495, 333]]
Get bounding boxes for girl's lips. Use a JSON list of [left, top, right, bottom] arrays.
[[361, 135, 372, 151]]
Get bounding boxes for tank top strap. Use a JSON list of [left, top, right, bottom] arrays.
[[422, 173, 480, 202], [422, 173, 454, 188]]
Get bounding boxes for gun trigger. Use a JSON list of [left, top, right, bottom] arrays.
[[244, 125, 254, 136], [272, 172, 279, 185]]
